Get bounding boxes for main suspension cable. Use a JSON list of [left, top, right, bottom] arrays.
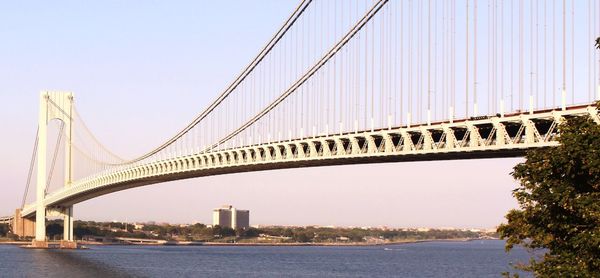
[[21, 128, 39, 209]]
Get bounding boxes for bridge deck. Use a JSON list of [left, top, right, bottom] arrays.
[[20, 104, 599, 218]]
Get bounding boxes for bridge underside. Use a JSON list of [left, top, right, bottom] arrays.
[[20, 104, 599, 220], [40, 147, 527, 210]]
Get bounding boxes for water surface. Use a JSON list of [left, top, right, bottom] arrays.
[[0, 240, 532, 277]]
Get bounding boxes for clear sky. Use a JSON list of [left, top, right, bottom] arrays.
[[0, 0, 532, 229]]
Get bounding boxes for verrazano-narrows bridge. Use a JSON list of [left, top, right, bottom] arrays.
[[3, 0, 600, 247]]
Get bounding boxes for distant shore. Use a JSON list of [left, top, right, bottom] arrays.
[[189, 238, 479, 247], [0, 237, 496, 247]]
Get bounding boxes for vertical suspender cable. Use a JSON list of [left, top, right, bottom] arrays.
[[520, 0, 524, 111], [354, 2, 361, 132], [365, 0, 369, 130], [417, 1, 426, 123], [553, 0, 556, 107], [589, 0, 593, 101], [409, 0, 413, 124], [428, 0, 431, 124], [466, 0, 470, 117], [488, 0, 491, 114], [333, 0, 337, 134], [544, 0, 547, 107], [571, 0, 574, 103], [474, 0, 478, 116], [501, 0, 505, 112], [388, 2, 392, 128], [511, 0, 515, 111], [563, 0, 566, 109], [400, 0, 404, 124], [341, 0, 345, 133], [371, 11, 375, 130], [536, 0, 539, 109], [388, 3, 398, 126], [382, 1, 386, 127], [530, 0, 534, 112]]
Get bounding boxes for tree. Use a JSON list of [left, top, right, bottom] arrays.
[[282, 228, 294, 238], [46, 223, 63, 239], [498, 104, 600, 276], [293, 231, 313, 243], [0, 223, 8, 237], [221, 227, 236, 237], [212, 225, 222, 237], [211, 225, 235, 237], [237, 227, 259, 238]]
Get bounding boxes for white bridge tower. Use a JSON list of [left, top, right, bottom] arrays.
[[33, 91, 74, 247]]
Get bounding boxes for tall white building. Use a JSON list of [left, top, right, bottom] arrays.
[[212, 205, 250, 229]]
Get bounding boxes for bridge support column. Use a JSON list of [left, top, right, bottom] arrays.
[[60, 207, 78, 248], [63, 206, 74, 241], [34, 93, 48, 245]]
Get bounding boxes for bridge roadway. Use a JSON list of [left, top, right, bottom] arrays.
[[16, 104, 598, 219]]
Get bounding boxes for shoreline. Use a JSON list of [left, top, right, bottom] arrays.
[[196, 238, 478, 247], [0, 238, 497, 247]]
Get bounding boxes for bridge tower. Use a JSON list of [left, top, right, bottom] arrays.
[[33, 91, 74, 247]]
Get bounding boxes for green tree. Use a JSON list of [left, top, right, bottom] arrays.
[[237, 227, 259, 238], [282, 228, 294, 238], [221, 227, 236, 237], [293, 231, 313, 243], [498, 105, 600, 276], [0, 223, 8, 237], [211, 225, 222, 236], [46, 223, 63, 239], [211, 225, 235, 237]]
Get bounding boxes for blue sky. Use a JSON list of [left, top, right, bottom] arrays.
[[0, 0, 568, 228]]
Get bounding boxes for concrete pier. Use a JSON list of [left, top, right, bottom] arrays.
[[22, 240, 79, 249], [28, 240, 49, 249], [59, 240, 78, 249]]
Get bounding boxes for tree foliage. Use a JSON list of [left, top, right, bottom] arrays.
[[498, 105, 600, 276], [46, 223, 63, 239], [0, 223, 8, 237]]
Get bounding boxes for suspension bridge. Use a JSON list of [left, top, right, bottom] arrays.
[[2, 0, 599, 248]]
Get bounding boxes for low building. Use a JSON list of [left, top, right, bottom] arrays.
[[212, 205, 250, 229]]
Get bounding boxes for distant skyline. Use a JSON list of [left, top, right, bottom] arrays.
[[0, 0, 526, 229]]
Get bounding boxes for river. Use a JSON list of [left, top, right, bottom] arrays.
[[0, 240, 532, 277]]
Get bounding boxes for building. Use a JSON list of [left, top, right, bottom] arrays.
[[234, 209, 250, 229], [212, 205, 250, 229]]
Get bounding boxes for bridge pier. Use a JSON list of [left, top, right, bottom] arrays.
[[61, 206, 76, 249], [63, 206, 74, 241], [31, 205, 48, 247], [32, 208, 46, 241], [24, 206, 77, 249]]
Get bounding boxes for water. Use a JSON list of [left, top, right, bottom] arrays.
[[0, 240, 532, 277]]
